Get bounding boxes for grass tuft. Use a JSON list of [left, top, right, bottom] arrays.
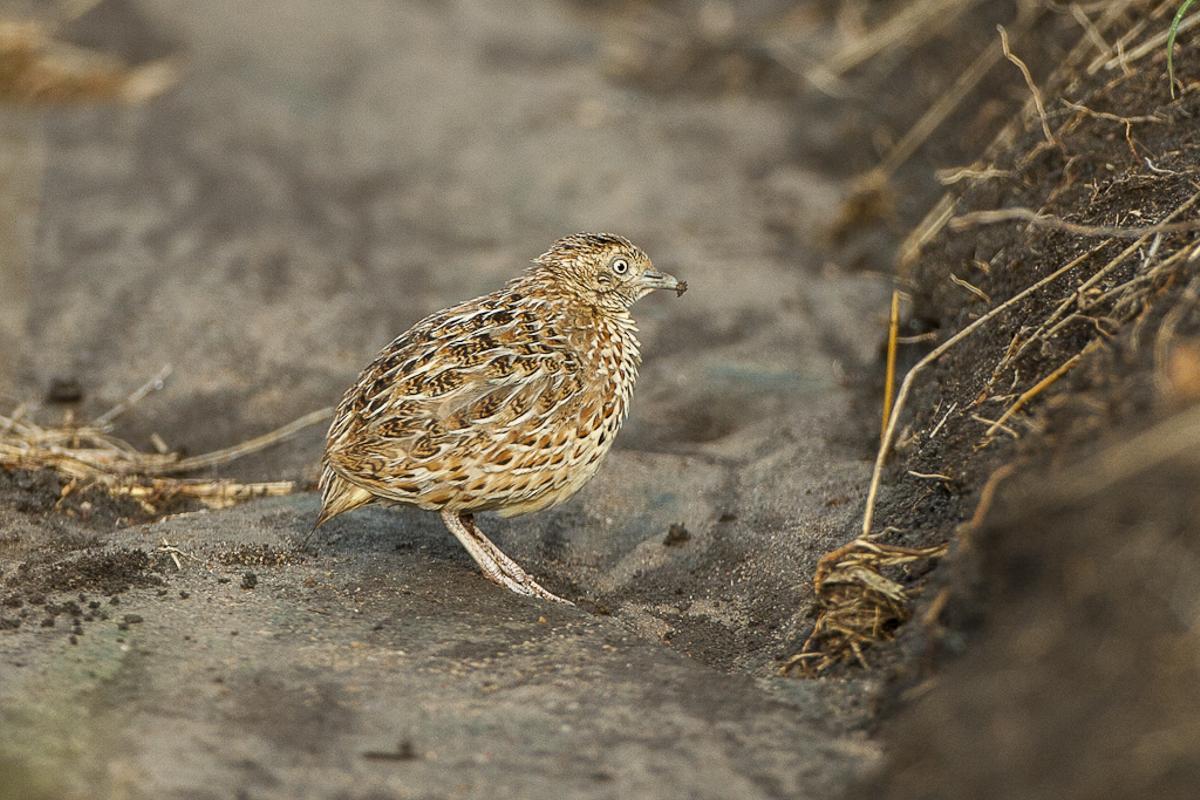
[[1169, 0, 1197, 98]]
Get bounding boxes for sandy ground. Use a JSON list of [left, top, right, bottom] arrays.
[[0, 2, 893, 798]]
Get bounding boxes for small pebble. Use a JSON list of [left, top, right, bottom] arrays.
[[122, 614, 144, 624], [45, 376, 84, 404], [240, 572, 258, 590]]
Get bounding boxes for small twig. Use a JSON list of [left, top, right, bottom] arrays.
[[998, 25, 1057, 146], [1084, 0, 1149, 74], [95, 364, 173, 427], [897, 332, 939, 344], [908, 470, 953, 481], [984, 350, 1087, 438], [949, 205, 1200, 238], [158, 537, 186, 570], [898, 194, 956, 276], [870, 36, 1007, 184], [1062, 99, 1164, 126], [936, 165, 1013, 185], [957, 462, 1017, 548], [971, 413, 1018, 438], [950, 273, 992, 304], [132, 406, 333, 475], [817, 0, 977, 78], [929, 401, 958, 438], [1069, 3, 1112, 56]]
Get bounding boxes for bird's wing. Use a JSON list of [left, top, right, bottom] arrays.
[[323, 297, 584, 501]]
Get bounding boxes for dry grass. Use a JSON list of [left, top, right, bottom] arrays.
[[0, 376, 330, 515], [781, 539, 948, 675]]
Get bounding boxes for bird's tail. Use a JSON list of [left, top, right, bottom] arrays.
[[306, 463, 374, 543]]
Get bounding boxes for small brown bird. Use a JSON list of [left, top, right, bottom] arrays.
[[314, 233, 686, 603]]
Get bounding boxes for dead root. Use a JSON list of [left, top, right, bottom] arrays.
[[781, 539, 948, 675]]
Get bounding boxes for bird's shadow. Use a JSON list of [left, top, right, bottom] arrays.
[[291, 499, 585, 601]]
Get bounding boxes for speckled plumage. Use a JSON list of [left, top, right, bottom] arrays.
[[315, 233, 685, 602]]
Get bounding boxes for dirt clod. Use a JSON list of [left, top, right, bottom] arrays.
[[663, 524, 691, 546]]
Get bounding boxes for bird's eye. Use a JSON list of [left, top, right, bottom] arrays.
[[611, 258, 629, 275]]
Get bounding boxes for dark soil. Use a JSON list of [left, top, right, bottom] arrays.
[[841, 5, 1200, 798]]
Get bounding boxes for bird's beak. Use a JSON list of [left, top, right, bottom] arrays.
[[640, 269, 688, 297]]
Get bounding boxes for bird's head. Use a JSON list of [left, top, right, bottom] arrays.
[[529, 232, 686, 313]]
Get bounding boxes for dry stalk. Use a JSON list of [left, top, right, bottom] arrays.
[[881, 289, 902, 441]]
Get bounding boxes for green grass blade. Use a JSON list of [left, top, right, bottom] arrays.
[[1169, 0, 1197, 98]]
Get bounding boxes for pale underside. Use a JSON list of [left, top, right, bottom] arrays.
[[319, 283, 641, 524]]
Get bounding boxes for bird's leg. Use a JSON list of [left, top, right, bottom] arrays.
[[440, 510, 572, 604]]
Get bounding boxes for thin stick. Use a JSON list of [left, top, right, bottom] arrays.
[[862, 244, 1102, 537], [998, 25, 1057, 146], [95, 364, 173, 427], [881, 289, 901, 441], [984, 350, 1086, 438], [875, 38, 1006, 182], [936, 165, 1013, 185], [949, 205, 1200, 238], [131, 406, 333, 475], [898, 194, 956, 276], [819, 0, 976, 77], [1069, 2, 1112, 56], [958, 462, 1017, 549], [950, 273, 991, 304]]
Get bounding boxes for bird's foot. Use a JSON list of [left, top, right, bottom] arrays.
[[441, 511, 573, 605], [494, 566, 573, 605]]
